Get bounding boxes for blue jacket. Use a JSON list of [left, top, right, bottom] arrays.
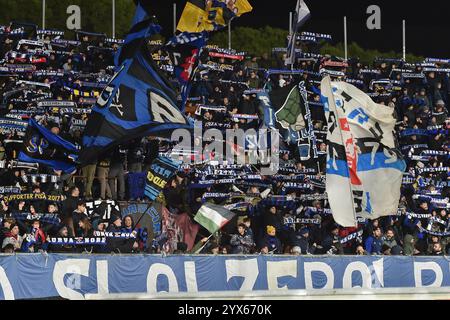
[[264, 235, 282, 254], [364, 236, 383, 254]]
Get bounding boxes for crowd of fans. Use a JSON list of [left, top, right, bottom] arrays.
[[0, 23, 448, 256]]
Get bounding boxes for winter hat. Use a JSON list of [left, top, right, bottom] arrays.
[[266, 225, 276, 235], [109, 214, 121, 225], [390, 245, 403, 256], [299, 227, 309, 236]]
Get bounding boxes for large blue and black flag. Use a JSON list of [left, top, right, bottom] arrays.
[[18, 119, 79, 174], [79, 0, 192, 166], [165, 31, 208, 111]]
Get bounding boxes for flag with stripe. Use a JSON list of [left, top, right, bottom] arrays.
[[114, 0, 155, 67], [144, 156, 181, 201], [321, 76, 406, 227], [166, 31, 208, 111], [79, 1, 192, 166], [194, 202, 236, 234]]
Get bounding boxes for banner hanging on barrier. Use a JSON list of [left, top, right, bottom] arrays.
[[0, 255, 450, 300]]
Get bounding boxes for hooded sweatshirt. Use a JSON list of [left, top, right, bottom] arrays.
[[403, 234, 416, 255]]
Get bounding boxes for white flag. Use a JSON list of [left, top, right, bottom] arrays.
[[321, 76, 406, 227], [295, 0, 311, 26], [286, 0, 311, 66]]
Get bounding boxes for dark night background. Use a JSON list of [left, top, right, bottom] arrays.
[[150, 0, 450, 58], [2, 0, 450, 58]]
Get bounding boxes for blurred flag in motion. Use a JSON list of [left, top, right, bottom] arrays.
[[166, 31, 208, 111]]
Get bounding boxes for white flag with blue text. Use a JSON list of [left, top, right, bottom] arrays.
[[321, 76, 406, 227]]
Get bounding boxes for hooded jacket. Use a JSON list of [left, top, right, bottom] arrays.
[[105, 223, 134, 253], [403, 234, 416, 256]]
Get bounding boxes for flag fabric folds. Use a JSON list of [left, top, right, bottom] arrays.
[[114, 0, 157, 67], [194, 202, 235, 234], [265, 80, 317, 159], [174, 212, 200, 251], [321, 76, 406, 227], [270, 81, 307, 132], [144, 156, 181, 201], [79, 2, 192, 166], [286, 0, 311, 66], [177, 0, 253, 33], [166, 31, 208, 111], [18, 119, 79, 174]]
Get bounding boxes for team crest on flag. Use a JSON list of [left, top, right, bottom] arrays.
[[177, 0, 253, 33]]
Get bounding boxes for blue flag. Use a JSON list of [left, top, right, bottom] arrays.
[[18, 119, 79, 174], [114, 0, 154, 68], [79, 1, 192, 166], [145, 156, 181, 201]]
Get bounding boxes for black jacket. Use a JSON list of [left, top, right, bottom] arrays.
[[62, 196, 79, 219], [105, 224, 134, 253]]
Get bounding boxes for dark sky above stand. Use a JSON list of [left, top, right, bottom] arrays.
[[151, 0, 450, 58]]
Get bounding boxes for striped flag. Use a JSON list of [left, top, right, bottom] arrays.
[[194, 203, 235, 234], [286, 0, 311, 66], [144, 156, 181, 201], [321, 76, 406, 227]]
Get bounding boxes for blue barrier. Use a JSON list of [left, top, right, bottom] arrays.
[[0, 254, 449, 300]]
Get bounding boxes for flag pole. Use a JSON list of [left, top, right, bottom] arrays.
[[42, 0, 46, 30], [289, 12, 293, 36], [173, 3, 177, 35], [344, 16, 348, 60], [195, 233, 214, 254], [402, 20, 406, 61], [112, 0, 116, 38], [131, 201, 153, 233], [289, 11, 294, 71], [228, 19, 232, 50]]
